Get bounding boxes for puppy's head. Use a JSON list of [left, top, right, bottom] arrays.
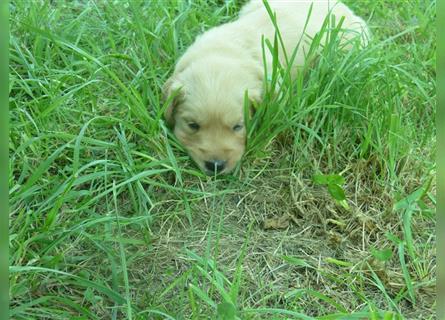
[[163, 58, 262, 174]]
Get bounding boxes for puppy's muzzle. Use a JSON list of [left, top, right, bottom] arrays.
[[205, 160, 226, 174]]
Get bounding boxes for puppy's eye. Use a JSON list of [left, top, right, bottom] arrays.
[[188, 122, 200, 131], [232, 124, 243, 131]]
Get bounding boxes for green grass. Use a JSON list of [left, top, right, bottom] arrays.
[[9, 0, 436, 319]]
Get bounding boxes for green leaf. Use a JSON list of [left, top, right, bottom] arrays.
[[328, 175, 345, 185], [282, 256, 312, 268], [217, 301, 236, 320], [84, 287, 94, 303], [313, 174, 345, 185], [338, 199, 350, 210], [325, 257, 352, 267], [327, 183, 346, 201], [385, 232, 402, 245], [394, 188, 423, 211], [403, 207, 416, 260], [394, 177, 432, 211], [398, 243, 416, 303], [371, 247, 393, 262], [313, 174, 329, 185]]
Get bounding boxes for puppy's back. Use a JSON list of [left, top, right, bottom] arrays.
[[236, 0, 370, 69]]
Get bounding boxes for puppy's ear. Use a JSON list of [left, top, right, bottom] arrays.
[[162, 76, 184, 127], [247, 72, 264, 115], [247, 63, 264, 105], [247, 87, 263, 104], [243, 87, 262, 117]]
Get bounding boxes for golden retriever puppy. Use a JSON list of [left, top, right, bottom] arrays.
[[163, 0, 369, 174]]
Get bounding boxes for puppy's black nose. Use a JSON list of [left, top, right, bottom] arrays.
[[205, 160, 226, 173]]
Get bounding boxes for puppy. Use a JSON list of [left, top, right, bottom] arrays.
[[163, 0, 369, 175]]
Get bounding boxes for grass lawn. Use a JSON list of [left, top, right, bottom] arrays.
[[9, 0, 436, 319]]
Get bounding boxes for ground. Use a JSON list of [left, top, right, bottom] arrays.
[[9, 0, 436, 319]]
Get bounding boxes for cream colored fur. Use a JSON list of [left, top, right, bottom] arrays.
[[163, 0, 369, 174]]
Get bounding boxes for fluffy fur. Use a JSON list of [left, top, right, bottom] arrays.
[[163, 0, 369, 174]]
